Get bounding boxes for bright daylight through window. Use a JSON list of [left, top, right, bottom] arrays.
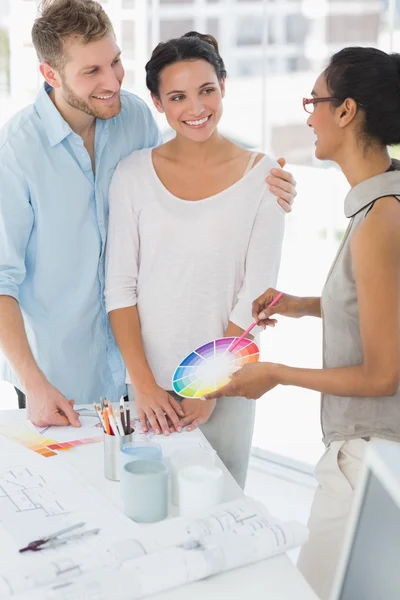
[[0, 0, 397, 468]]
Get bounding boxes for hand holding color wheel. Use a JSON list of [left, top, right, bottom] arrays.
[[172, 336, 260, 399], [172, 295, 283, 400]]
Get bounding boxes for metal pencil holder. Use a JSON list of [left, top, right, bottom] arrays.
[[104, 430, 134, 481]]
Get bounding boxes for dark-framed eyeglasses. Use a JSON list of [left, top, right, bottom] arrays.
[[302, 97, 338, 114]]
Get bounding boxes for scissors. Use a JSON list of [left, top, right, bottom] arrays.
[[19, 522, 100, 553]]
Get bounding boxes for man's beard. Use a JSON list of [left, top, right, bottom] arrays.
[[61, 78, 121, 120]]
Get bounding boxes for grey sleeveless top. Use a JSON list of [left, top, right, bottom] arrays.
[[321, 166, 400, 445]]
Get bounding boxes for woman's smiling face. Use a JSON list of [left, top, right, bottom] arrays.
[[306, 73, 344, 162], [152, 59, 225, 142]]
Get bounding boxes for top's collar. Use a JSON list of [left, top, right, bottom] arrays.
[[344, 160, 400, 218]]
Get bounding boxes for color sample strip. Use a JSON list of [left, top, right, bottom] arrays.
[[233, 354, 259, 369], [195, 340, 215, 359], [174, 365, 198, 380], [0, 426, 60, 457], [218, 337, 237, 352], [181, 352, 205, 367], [178, 377, 203, 398], [0, 425, 103, 458], [47, 436, 103, 451]]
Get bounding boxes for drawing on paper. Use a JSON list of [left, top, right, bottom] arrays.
[[0, 467, 68, 518]]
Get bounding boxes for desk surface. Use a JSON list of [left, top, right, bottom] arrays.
[[0, 408, 318, 600]]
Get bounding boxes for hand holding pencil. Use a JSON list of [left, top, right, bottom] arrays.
[[228, 292, 284, 353], [252, 289, 307, 327]]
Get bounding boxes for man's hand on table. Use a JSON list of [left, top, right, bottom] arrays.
[[26, 378, 81, 428], [180, 398, 216, 432]]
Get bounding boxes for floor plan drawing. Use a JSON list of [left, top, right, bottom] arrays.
[[0, 467, 68, 518]]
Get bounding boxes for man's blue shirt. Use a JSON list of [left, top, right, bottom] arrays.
[[0, 84, 162, 403]]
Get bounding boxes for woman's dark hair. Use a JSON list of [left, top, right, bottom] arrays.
[[324, 47, 400, 146], [145, 31, 227, 98]]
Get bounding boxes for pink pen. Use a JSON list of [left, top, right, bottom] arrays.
[[228, 292, 284, 353]]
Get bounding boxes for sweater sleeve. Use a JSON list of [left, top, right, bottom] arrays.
[[105, 160, 139, 313], [229, 191, 285, 331]]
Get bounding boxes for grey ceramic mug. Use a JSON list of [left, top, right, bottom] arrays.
[[121, 459, 168, 523]]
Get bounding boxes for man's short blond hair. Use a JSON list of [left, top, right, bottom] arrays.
[[32, 0, 114, 71]]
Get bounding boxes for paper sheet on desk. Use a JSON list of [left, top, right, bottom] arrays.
[[1, 495, 308, 600], [0, 433, 141, 599], [151, 431, 210, 457], [31, 417, 103, 442], [0, 419, 308, 600]]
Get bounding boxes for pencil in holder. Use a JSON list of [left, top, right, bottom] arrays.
[[104, 431, 134, 481]]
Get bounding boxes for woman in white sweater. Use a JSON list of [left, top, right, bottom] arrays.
[[105, 32, 294, 487]]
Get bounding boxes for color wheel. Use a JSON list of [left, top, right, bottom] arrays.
[[172, 336, 260, 398]]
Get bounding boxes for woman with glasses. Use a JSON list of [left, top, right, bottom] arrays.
[[205, 47, 400, 598], [104, 32, 296, 488]]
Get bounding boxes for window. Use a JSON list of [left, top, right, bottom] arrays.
[[205, 18, 219, 40], [122, 20, 135, 59], [327, 14, 381, 43], [236, 16, 263, 46], [160, 19, 194, 41], [287, 55, 309, 72], [266, 16, 279, 45], [236, 58, 264, 77], [123, 69, 135, 90], [286, 14, 309, 44]]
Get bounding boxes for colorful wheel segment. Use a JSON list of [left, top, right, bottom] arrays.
[[172, 336, 260, 398]]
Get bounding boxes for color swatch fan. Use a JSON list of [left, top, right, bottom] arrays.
[[172, 336, 259, 398]]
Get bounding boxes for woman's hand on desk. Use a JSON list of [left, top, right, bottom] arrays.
[[204, 363, 280, 401], [135, 385, 184, 436], [180, 398, 216, 432], [27, 378, 81, 427]]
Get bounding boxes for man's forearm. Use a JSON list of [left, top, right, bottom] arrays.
[[108, 305, 158, 393], [0, 296, 45, 389]]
